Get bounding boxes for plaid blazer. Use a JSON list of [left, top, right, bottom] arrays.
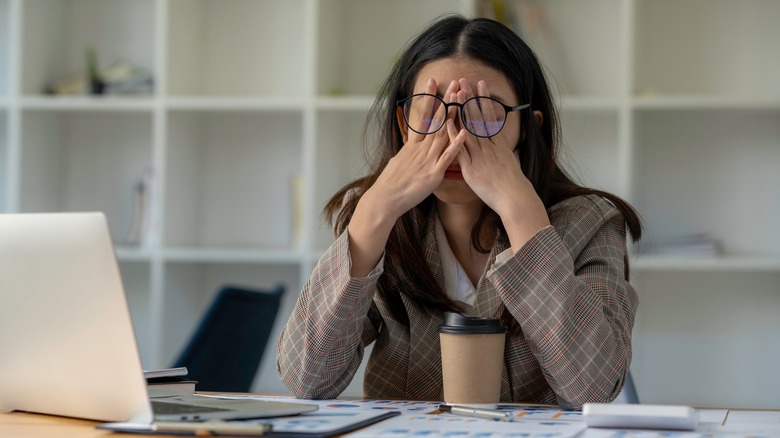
[[277, 195, 638, 408]]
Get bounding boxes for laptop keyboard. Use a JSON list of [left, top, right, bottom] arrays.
[[151, 400, 231, 415]]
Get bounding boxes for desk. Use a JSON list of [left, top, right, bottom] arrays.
[[0, 410, 163, 437], [3, 404, 779, 438]]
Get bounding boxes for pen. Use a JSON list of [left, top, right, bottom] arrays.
[[439, 404, 515, 422], [153, 420, 272, 435]]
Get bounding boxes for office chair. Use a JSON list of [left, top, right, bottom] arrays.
[[172, 284, 285, 392], [622, 370, 640, 404]]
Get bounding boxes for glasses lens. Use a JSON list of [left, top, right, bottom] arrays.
[[463, 98, 506, 137], [403, 95, 446, 135]]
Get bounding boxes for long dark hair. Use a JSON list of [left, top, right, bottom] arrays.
[[324, 15, 642, 324]]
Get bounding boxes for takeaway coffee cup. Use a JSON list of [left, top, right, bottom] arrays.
[[438, 312, 507, 408]]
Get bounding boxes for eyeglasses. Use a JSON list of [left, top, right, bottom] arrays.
[[397, 93, 530, 138]]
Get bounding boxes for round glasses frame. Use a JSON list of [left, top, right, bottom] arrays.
[[397, 93, 531, 138]]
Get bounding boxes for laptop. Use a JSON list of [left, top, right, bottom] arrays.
[[0, 212, 317, 425]]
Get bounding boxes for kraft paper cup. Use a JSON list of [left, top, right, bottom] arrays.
[[438, 312, 506, 408]]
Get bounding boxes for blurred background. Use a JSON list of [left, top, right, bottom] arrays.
[[0, 0, 778, 408]]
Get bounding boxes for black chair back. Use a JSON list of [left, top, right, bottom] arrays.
[[172, 284, 284, 392]]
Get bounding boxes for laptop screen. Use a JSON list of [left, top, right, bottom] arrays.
[[0, 212, 153, 423]]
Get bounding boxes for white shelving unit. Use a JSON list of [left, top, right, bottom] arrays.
[[1, 0, 778, 407]]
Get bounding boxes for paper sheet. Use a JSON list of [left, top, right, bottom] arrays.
[[207, 395, 780, 438], [345, 413, 586, 437]]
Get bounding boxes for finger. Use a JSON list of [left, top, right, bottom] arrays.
[[477, 80, 501, 138], [458, 78, 474, 99], [427, 87, 461, 160], [416, 78, 441, 141], [457, 89, 483, 141], [424, 80, 459, 152], [437, 120, 467, 170], [444, 80, 459, 118], [459, 80, 487, 138]]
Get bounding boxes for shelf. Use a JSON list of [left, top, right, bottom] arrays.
[[316, 96, 375, 111], [21, 96, 155, 111], [1, 0, 777, 405], [633, 255, 780, 272], [115, 246, 154, 262], [559, 96, 621, 111], [633, 95, 780, 111], [163, 247, 303, 264], [166, 97, 305, 112]]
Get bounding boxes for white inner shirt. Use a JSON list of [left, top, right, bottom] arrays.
[[435, 217, 515, 308]]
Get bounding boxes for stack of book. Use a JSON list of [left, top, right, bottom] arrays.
[[143, 367, 197, 394]]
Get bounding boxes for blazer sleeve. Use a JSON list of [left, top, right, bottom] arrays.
[[487, 196, 638, 408], [276, 229, 384, 399]]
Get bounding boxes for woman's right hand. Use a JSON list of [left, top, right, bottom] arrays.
[[366, 78, 467, 219], [346, 78, 467, 277]]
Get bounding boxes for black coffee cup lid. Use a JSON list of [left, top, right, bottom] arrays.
[[438, 312, 507, 334]]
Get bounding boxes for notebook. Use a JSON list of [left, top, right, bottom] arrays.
[[0, 212, 317, 424]]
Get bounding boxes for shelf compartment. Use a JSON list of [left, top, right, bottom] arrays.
[[165, 110, 303, 250], [631, 270, 780, 409], [119, 261, 153, 365], [558, 108, 622, 196], [634, 0, 780, 99], [498, 0, 625, 98], [167, 0, 307, 98], [633, 109, 780, 257], [18, 110, 153, 243], [316, 0, 468, 97], [21, 0, 156, 96], [312, 109, 372, 251], [159, 261, 301, 387]]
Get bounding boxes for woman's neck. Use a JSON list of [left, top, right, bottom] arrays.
[[436, 201, 494, 266]]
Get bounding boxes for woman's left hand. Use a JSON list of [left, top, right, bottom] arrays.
[[449, 78, 551, 251]]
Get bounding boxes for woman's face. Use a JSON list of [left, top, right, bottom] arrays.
[[399, 56, 522, 209]]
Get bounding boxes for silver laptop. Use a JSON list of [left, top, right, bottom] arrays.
[[0, 212, 316, 424]]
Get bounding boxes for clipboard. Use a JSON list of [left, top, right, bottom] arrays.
[[98, 410, 401, 437], [98, 419, 272, 436]]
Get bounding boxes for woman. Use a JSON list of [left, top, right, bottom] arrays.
[[277, 15, 641, 408]]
